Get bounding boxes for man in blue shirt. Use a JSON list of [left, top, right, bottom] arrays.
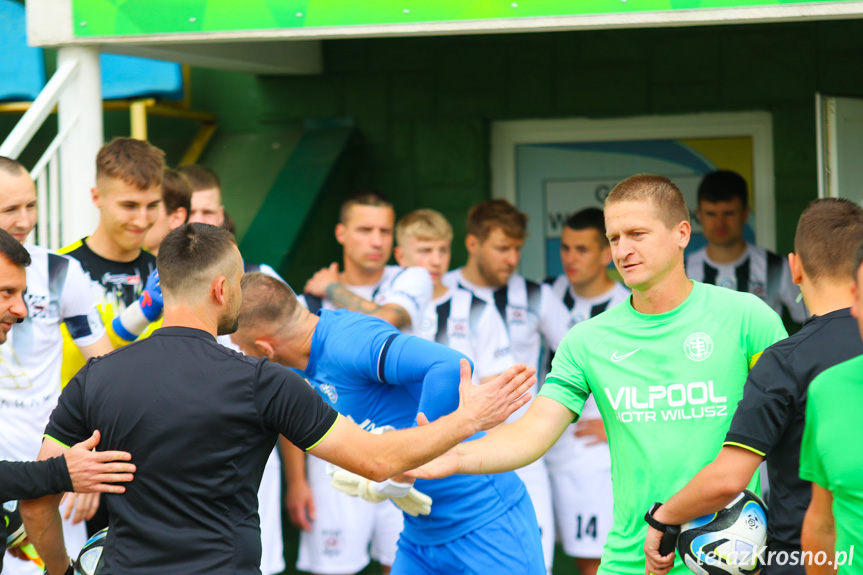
[[20, 224, 537, 575], [232, 272, 545, 575]]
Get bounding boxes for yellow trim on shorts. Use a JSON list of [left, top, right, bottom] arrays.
[[43, 435, 72, 450], [305, 414, 340, 451], [748, 352, 763, 370], [723, 442, 766, 457]]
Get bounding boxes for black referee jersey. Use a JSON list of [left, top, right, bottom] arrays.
[[45, 326, 338, 574], [724, 308, 863, 572]]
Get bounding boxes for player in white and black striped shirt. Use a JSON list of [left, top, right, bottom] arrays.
[[443, 199, 572, 573], [544, 208, 630, 324], [685, 170, 807, 323], [394, 209, 514, 385], [543, 207, 628, 575]]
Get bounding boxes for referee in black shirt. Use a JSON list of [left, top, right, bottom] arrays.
[[0, 228, 134, 572], [20, 223, 534, 575], [645, 198, 863, 574]]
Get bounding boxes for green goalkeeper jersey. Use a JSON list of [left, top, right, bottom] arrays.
[[538, 280, 786, 575], [800, 354, 863, 575]]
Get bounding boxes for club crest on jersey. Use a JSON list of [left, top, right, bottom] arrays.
[[447, 318, 468, 339], [684, 332, 714, 361], [718, 277, 737, 290], [24, 293, 48, 319], [750, 281, 767, 299], [507, 306, 527, 325], [318, 383, 338, 403], [421, 317, 435, 333]]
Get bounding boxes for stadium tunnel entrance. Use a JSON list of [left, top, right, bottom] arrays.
[[5, 2, 863, 574], [7, 2, 863, 289]]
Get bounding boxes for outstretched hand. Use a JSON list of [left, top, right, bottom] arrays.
[[65, 430, 136, 494], [405, 413, 458, 480], [457, 360, 535, 434]]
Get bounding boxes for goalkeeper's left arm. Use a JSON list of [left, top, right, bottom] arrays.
[[111, 269, 163, 342]]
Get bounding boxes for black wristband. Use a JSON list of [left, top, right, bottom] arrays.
[[644, 502, 679, 533]]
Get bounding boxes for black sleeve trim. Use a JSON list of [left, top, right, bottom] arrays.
[[297, 409, 340, 452]]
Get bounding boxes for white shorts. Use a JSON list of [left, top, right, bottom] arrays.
[[549, 468, 613, 558], [515, 458, 555, 572], [297, 456, 403, 574], [3, 502, 87, 575], [258, 448, 285, 575]]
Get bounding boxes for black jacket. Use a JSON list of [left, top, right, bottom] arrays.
[[1, 456, 73, 571]]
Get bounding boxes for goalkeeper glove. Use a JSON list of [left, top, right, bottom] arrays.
[[112, 269, 163, 342], [327, 465, 432, 517]]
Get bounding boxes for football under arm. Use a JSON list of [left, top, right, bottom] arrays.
[[651, 445, 763, 526], [801, 483, 836, 575], [19, 439, 72, 575]]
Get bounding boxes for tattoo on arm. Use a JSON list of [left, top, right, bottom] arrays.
[[325, 283, 381, 314], [325, 283, 411, 328], [381, 305, 410, 328]]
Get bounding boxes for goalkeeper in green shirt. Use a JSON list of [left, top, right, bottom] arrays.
[[409, 174, 786, 575]]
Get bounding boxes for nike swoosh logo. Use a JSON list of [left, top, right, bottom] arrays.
[[611, 349, 640, 362]]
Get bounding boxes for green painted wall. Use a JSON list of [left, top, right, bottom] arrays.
[[192, 19, 863, 289]]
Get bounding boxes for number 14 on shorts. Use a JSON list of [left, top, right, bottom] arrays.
[[576, 514, 598, 540]]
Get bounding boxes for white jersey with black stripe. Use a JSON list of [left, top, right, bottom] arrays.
[[300, 265, 433, 335], [416, 287, 514, 385], [0, 244, 105, 462], [545, 274, 631, 325], [686, 243, 807, 323], [544, 276, 630, 474], [443, 268, 572, 423]]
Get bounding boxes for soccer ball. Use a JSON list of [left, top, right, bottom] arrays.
[[677, 490, 767, 575], [2, 500, 27, 549], [74, 528, 107, 575]]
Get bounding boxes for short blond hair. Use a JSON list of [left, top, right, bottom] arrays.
[[396, 209, 453, 246], [605, 174, 690, 229]]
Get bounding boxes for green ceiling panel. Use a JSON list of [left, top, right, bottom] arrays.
[[72, 0, 856, 37]]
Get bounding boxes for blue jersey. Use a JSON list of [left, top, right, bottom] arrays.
[[300, 310, 527, 545]]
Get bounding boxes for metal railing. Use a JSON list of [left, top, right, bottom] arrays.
[[0, 58, 79, 250]]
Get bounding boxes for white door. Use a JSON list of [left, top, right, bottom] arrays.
[[492, 113, 775, 281], [817, 94, 863, 205]]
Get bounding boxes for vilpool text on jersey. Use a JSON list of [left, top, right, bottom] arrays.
[[605, 380, 728, 423]]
